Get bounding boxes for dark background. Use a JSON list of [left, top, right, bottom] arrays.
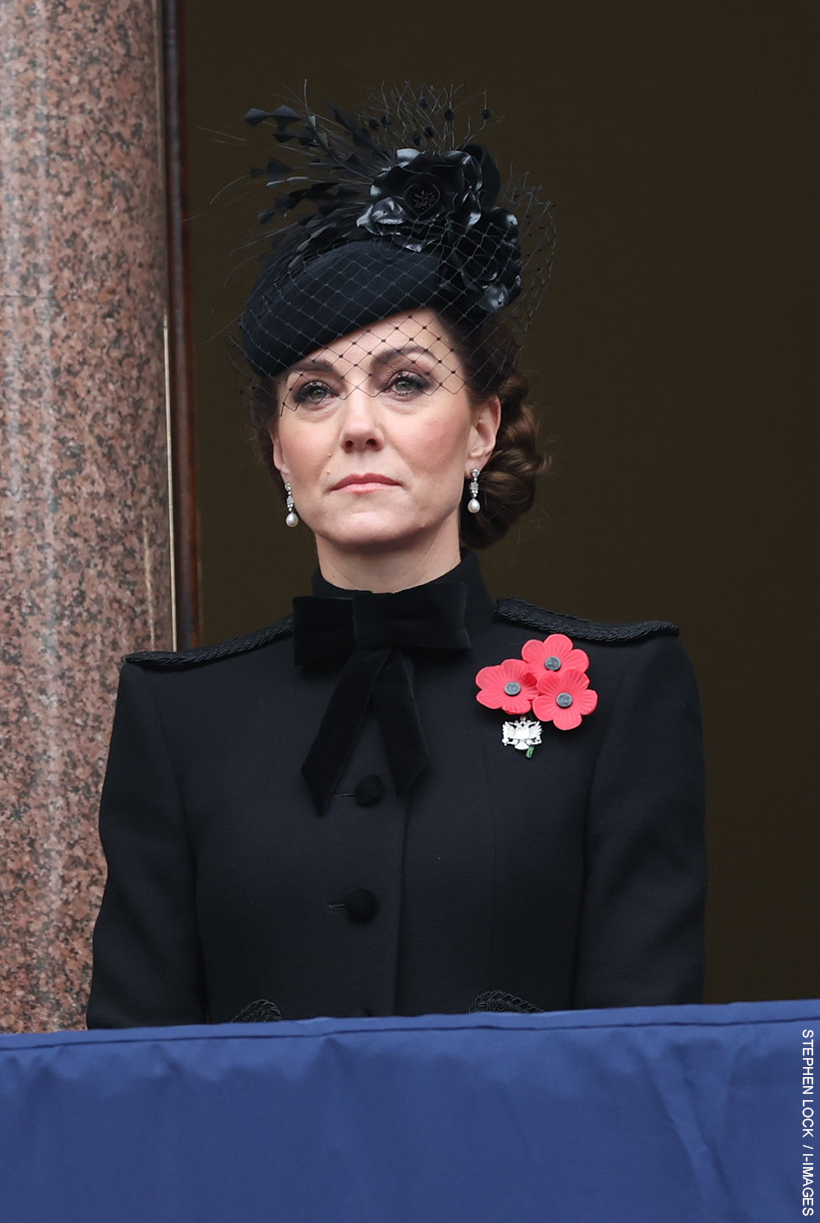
[[181, 2, 818, 1005]]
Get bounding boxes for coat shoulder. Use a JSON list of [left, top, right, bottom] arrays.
[[494, 598, 679, 643], [124, 615, 294, 669]]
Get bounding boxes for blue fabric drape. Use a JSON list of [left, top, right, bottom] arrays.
[[0, 999, 815, 1222]]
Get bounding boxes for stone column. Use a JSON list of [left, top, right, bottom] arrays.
[[0, 1, 173, 1031]]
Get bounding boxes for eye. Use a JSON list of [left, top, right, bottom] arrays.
[[387, 370, 431, 397], [292, 379, 335, 406]]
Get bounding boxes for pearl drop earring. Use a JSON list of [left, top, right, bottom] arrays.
[[466, 468, 481, 514], [284, 482, 299, 528]]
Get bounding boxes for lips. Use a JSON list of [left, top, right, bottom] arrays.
[[332, 473, 400, 490]]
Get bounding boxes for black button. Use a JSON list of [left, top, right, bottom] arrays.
[[344, 887, 378, 923], [348, 1006, 373, 1018], [354, 774, 384, 806]]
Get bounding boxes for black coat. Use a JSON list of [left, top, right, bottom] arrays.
[[86, 550, 707, 1027]]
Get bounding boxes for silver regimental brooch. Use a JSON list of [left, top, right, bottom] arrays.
[[501, 717, 543, 758]]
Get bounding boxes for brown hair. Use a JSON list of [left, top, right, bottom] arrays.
[[245, 313, 550, 549]]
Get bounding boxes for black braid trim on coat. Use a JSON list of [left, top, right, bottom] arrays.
[[495, 598, 679, 643], [124, 616, 293, 668], [469, 990, 544, 1013], [230, 999, 284, 1023]]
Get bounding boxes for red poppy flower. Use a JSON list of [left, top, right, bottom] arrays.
[[521, 632, 589, 677], [475, 659, 539, 715], [532, 668, 598, 731]]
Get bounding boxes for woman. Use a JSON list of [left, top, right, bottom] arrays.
[[87, 86, 707, 1027]]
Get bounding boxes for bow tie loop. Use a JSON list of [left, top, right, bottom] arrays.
[[291, 597, 352, 666], [352, 585, 471, 653], [292, 583, 471, 667]]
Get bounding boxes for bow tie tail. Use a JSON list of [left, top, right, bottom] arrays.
[[301, 647, 392, 815], [371, 651, 430, 796]]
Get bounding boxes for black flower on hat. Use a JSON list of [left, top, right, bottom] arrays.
[[447, 208, 523, 312], [356, 147, 483, 250], [356, 142, 522, 314]]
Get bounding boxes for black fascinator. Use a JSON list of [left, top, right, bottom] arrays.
[[228, 83, 556, 400]]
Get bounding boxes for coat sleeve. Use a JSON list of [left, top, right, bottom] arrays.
[[570, 634, 708, 1009], [86, 661, 207, 1028]]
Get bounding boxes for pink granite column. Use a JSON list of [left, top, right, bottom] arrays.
[[0, 1, 173, 1031]]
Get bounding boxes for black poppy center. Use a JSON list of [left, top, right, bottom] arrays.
[[403, 177, 443, 219]]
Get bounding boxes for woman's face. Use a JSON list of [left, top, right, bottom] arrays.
[[270, 309, 500, 564]]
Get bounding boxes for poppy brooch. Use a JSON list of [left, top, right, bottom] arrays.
[[475, 633, 598, 756]]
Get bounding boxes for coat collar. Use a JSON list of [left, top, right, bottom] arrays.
[[310, 547, 496, 640]]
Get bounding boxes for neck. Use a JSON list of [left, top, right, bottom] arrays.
[[315, 529, 463, 593]]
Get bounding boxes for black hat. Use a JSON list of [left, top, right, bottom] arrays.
[[233, 85, 555, 388]]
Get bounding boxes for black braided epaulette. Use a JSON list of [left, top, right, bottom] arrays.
[[495, 598, 679, 643], [124, 615, 293, 668]]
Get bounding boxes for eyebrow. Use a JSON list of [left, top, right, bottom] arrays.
[[284, 344, 441, 378]]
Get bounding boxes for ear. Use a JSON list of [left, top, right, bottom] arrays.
[[270, 428, 290, 483], [466, 395, 501, 471]]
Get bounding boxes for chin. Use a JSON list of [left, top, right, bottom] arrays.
[[330, 531, 417, 554], [321, 516, 440, 554]]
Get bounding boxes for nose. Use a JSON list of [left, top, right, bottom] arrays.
[[339, 386, 384, 452]]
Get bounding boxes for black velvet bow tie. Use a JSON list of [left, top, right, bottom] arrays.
[[292, 582, 471, 814]]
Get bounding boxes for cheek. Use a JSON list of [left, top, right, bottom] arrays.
[[404, 415, 470, 480], [275, 422, 330, 481]]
